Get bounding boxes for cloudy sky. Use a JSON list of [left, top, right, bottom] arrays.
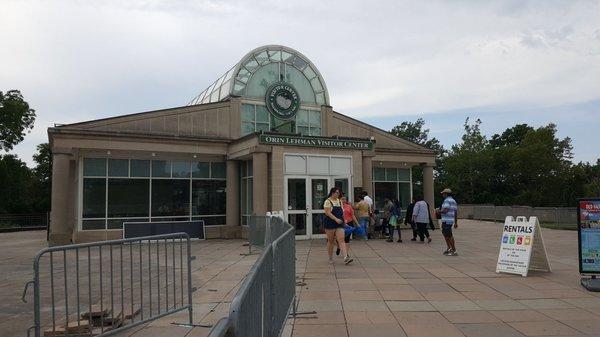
[[2, 0, 599, 166]]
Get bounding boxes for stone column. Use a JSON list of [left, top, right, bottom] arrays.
[[49, 152, 72, 246], [226, 160, 240, 227], [252, 152, 268, 215], [362, 155, 373, 195], [422, 164, 436, 225]]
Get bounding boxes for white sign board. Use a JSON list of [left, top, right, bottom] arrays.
[[496, 216, 551, 277]]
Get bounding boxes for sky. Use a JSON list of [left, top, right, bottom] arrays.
[[1, 0, 599, 166]]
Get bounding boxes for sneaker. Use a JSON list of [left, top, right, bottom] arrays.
[[397, 239, 402, 243], [427, 237, 432, 243], [450, 251, 458, 256], [443, 249, 451, 256], [410, 238, 417, 241], [344, 256, 354, 265], [386, 238, 393, 242], [329, 257, 334, 264], [336, 248, 341, 256]]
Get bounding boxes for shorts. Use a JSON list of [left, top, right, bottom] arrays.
[[324, 222, 343, 230], [442, 223, 453, 238]]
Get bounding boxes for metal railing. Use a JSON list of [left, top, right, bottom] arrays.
[[22, 232, 195, 337], [208, 215, 297, 337], [0, 213, 48, 231]]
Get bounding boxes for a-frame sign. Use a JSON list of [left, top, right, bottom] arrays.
[[496, 216, 551, 277]]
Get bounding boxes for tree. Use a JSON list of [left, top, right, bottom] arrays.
[[489, 124, 534, 149], [390, 118, 444, 152], [444, 118, 494, 204], [0, 154, 34, 213], [30, 143, 52, 212], [0, 90, 36, 151]]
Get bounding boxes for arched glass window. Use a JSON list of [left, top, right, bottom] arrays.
[[188, 45, 329, 107]]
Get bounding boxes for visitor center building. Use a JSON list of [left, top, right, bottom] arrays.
[[48, 45, 436, 245]]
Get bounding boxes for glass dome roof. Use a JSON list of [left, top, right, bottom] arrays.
[[188, 45, 329, 106]]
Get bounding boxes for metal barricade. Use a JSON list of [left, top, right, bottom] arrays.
[[208, 215, 297, 337], [22, 233, 195, 337]]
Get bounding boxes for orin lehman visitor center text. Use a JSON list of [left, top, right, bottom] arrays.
[[259, 134, 373, 150], [46, 45, 436, 245]]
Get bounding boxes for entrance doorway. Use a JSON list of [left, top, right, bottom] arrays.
[[285, 176, 350, 239]]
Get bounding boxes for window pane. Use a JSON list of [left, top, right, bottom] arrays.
[[211, 162, 226, 179], [241, 104, 255, 122], [310, 77, 323, 91], [287, 178, 306, 210], [82, 219, 105, 230], [373, 167, 386, 181], [130, 160, 150, 177], [248, 178, 253, 212], [108, 159, 128, 177], [241, 178, 248, 214], [297, 126, 309, 136], [83, 178, 106, 218], [83, 158, 106, 176], [271, 117, 294, 133], [316, 92, 325, 105], [296, 109, 309, 126], [151, 180, 190, 217], [246, 63, 279, 99], [386, 168, 398, 181], [244, 58, 259, 72], [108, 179, 149, 217], [247, 160, 253, 176], [256, 122, 270, 132], [256, 105, 270, 123], [309, 110, 321, 126], [172, 161, 191, 178], [192, 162, 210, 178], [303, 65, 317, 79], [398, 169, 411, 181], [399, 183, 411, 209], [309, 127, 321, 136], [152, 160, 170, 177], [242, 122, 255, 136], [192, 180, 226, 215], [374, 182, 397, 211], [288, 214, 306, 236], [284, 66, 316, 104]]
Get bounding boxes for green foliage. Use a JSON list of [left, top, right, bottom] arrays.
[[391, 118, 599, 207], [0, 90, 36, 151], [0, 154, 33, 213], [30, 143, 52, 212], [0, 143, 52, 214]]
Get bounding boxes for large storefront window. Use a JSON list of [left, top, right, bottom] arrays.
[[241, 103, 321, 136], [81, 158, 226, 230], [373, 167, 412, 211]]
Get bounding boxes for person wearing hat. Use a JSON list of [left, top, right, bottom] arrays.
[[438, 188, 458, 256]]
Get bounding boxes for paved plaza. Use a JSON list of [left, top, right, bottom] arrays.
[[2, 220, 600, 337]]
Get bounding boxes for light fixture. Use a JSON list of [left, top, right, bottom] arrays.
[[151, 153, 156, 157], [107, 150, 111, 155], [193, 154, 197, 158]]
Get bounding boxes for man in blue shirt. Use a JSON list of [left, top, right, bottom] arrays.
[[439, 188, 458, 256]]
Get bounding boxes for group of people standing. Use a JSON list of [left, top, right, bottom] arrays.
[[323, 187, 459, 265]]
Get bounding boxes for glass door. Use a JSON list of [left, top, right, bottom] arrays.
[[286, 177, 308, 239], [334, 177, 351, 202], [309, 177, 329, 238]]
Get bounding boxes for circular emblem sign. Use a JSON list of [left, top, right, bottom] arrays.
[[265, 82, 300, 120]]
